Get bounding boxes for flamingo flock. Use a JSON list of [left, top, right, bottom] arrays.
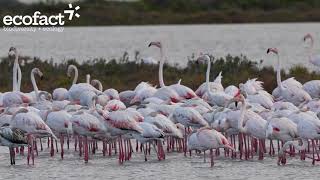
[[1, 33, 320, 168]]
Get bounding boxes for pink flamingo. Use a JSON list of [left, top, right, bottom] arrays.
[[187, 127, 234, 167]]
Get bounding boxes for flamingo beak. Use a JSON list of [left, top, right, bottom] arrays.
[[267, 48, 270, 54]]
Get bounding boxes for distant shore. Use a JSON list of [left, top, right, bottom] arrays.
[[0, 54, 318, 93]]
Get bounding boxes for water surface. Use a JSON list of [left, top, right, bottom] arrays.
[[1, 23, 320, 70]]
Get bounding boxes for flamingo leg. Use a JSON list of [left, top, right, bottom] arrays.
[[67, 135, 70, 150], [60, 134, 64, 159], [40, 138, 43, 151], [210, 149, 214, 167], [50, 137, 54, 157], [312, 139, 316, 165], [84, 136, 89, 163]]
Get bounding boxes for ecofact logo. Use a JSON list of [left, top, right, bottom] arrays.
[[2, 3, 80, 32]]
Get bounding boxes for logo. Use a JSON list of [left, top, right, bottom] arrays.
[[64, 4, 80, 20], [2, 4, 80, 32]]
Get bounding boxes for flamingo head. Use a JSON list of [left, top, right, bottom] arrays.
[[196, 54, 210, 64], [221, 137, 235, 151], [267, 48, 278, 55], [67, 65, 76, 77], [232, 89, 245, 107], [303, 33, 313, 42], [148, 41, 162, 49], [8, 47, 17, 58], [32, 68, 43, 79]]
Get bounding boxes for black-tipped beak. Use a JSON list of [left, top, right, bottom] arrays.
[[235, 101, 238, 108], [148, 43, 152, 47], [267, 49, 270, 54]]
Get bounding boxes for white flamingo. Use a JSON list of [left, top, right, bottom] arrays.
[[267, 48, 311, 106], [10, 108, 56, 165], [278, 116, 320, 165], [148, 41, 190, 102], [187, 127, 234, 167], [195, 54, 224, 97], [196, 55, 232, 107]]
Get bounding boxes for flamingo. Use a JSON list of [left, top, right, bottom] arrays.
[[52, 64, 81, 101], [148, 41, 186, 102], [67, 65, 101, 103], [132, 122, 165, 161], [45, 110, 73, 159], [101, 110, 143, 164], [303, 33, 320, 67], [196, 55, 232, 107], [2, 48, 31, 107], [187, 127, 234, 167], [170, 106, 208, 155], [70, 109, 106, 163], [228, 91, 268, 160], [278, 116, 320, 165], [267, 48, 311, 106], [195, 54, 224, 97], [10, 108, 56, 165], [239, 79, 274, 109], [0, 124, 28, 165]]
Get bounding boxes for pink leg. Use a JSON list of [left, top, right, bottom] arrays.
[[84, 136, 89, 163]]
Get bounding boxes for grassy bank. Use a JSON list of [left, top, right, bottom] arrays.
[[0, 54, 318, 93], [1, 0, 320, 25]]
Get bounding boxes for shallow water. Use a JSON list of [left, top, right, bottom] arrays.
[[1, 23, 320, 70], [0, 140, 318, 180]]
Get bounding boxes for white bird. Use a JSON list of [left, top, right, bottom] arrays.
[[195, 55, 224, 97], [267, 48, 311, 106], [304, 33, 320, 67], [187, 127, 234, 167]]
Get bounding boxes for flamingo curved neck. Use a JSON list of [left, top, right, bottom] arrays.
[[206, 57, 211, 92], [31, 70, 39, 101], [97, 81, 103, 91], [159, 47, 165, 88], [91, 80, 103, 91], [238, 99, 246, 133], [276, 54, 284, 91], [70, 66, 78, 86]]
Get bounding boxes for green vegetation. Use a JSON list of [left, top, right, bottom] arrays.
[[0, 0, 320, 25], [0, 54, 318, 94]]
